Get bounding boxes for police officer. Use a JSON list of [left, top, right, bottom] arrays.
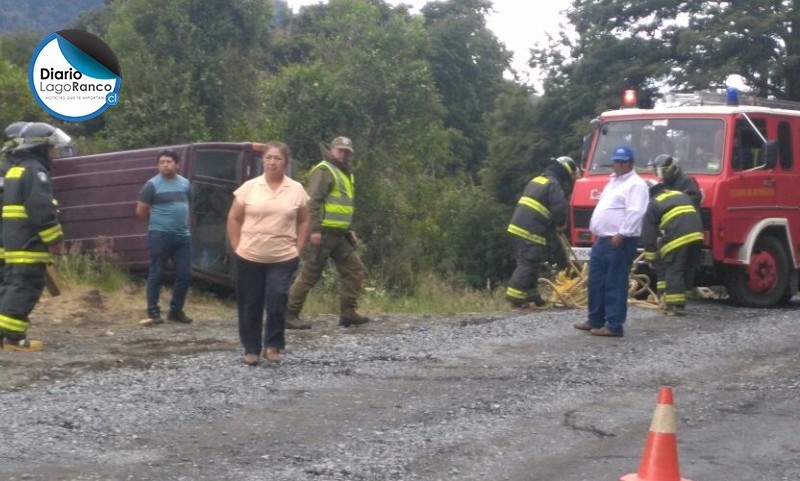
[[652, 154, 702, 209], [506, 156, 580, 308], [0, 122, 69, 351], [286, 136, 369, 329], [641, 179, 704, 316]]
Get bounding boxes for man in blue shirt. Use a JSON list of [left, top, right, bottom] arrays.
[[136, 149, 193, 325]]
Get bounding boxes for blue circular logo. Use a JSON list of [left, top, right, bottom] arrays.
[[29, 30, 122, 122]]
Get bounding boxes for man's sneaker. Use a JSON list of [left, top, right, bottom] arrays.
[[140, 311, 164, 326], [339, 309, 370, 327], [286, 313, 312, 330], [167, 311, 193, 324], [2, 338, 43, 352]]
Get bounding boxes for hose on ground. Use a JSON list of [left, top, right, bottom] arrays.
[[539, 234, 663, 310]]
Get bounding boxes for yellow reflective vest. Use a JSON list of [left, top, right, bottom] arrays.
[[310, 160, 355, 230]]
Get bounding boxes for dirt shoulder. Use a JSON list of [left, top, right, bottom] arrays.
[[0, 286, 517, 391]]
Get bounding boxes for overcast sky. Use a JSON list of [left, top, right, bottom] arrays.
[[287, 0, 575, 87]]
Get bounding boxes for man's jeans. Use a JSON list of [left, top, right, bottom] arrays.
[[146, 231, 192, 315], [587, 236, 639, 334]]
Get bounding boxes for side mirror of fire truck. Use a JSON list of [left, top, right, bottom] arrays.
[[763, 140, 779, 169]]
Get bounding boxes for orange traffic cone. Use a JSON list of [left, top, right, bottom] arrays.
[[621, 387, 692, 481]]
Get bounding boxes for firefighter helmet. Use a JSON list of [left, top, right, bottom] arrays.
[[2, 121, 28, 152], [653, 154, 678, 179], [13, 122, 71, 156], [554, 156, 580, 179], [645, 178, 665, 196]]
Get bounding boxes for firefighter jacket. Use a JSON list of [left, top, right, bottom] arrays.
[[641, 189, 703, 262], [507, 173, 567, 246], [0, 155, 14, 261], [307, 160, 354, 232], [2, 153, 62, 265], [664, 169, 702, 209]]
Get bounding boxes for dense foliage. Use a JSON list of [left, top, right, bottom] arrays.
[[0, 0, 103, 35], [1, 0, 798, 294]]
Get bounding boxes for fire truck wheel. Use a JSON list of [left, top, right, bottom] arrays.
[[724, 235, 789, 308]]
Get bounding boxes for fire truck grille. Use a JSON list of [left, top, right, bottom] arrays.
[[699, 208, 712, 232], [572, 207, 594, 229]]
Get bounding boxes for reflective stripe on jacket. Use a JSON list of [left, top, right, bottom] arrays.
[[641, 189, 703, 260], [507, 174, 566, 245], [2, 155, 62, 265]]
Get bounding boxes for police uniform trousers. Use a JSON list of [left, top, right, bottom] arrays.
[[287, 229, 367, 314], [506, 237, 544, 302], [0, 263, 46, 341], [657, 241, 702, 307]]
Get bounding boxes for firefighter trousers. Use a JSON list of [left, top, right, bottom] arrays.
[[287, 231, 367, 315], [506, 237, 544, 304], [657, 241, 701, 307], [0, 263, 46, 341]]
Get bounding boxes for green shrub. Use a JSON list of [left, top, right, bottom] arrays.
[[55, 236, 129, 292]]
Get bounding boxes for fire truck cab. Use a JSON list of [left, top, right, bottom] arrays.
[[569, 90, 800, 307]]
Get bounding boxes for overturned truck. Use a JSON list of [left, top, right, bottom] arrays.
[[52, 142, 270, 284]]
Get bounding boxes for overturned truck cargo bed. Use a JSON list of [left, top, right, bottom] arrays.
[[52, 142, 269, 284]]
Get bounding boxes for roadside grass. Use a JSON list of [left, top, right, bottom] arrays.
[[54, 238, 129, 292], [53, 248, 508, 318], [302, 274, 507, 315]]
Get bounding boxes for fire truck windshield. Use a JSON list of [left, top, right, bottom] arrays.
[[589, 118, 725, 175]]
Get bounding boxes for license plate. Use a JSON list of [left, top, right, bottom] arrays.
[[570, 247, 591, 262]]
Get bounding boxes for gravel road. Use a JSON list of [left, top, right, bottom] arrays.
[[1, 299, 798, 481]]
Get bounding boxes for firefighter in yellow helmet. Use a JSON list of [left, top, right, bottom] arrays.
[[0, 122, 69, 351], [652, 154, 702, 209], [506, 156, 580, 308], [641, 179, 704, 316]]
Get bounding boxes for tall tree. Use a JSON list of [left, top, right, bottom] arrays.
[[98, 0, 272, 148], [422, 0, 511, 177], [0, 36, 53, 130], [543, 0, 800, 100], [261, 0, 452, 291]]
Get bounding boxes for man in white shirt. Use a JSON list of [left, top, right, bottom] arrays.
[[574, 145, 649, 337]]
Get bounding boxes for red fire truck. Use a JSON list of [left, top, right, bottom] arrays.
[[569, 90, 800, 307]]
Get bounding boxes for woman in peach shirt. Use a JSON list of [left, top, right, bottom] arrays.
[[227, 142, 310, 366]]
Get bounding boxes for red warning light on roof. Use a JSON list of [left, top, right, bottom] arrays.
[[622, 89, 637, 108]]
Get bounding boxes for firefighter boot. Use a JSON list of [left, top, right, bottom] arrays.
[[663, 304, 686, 316], [528, 292, 546, 307], [2, 338, 43, 352], [339, 306, 370, 327], [286, 312, 312, 330]]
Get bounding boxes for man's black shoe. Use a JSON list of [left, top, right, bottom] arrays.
[[167, 311, 193, 324], [143, 310, 164, 326]]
